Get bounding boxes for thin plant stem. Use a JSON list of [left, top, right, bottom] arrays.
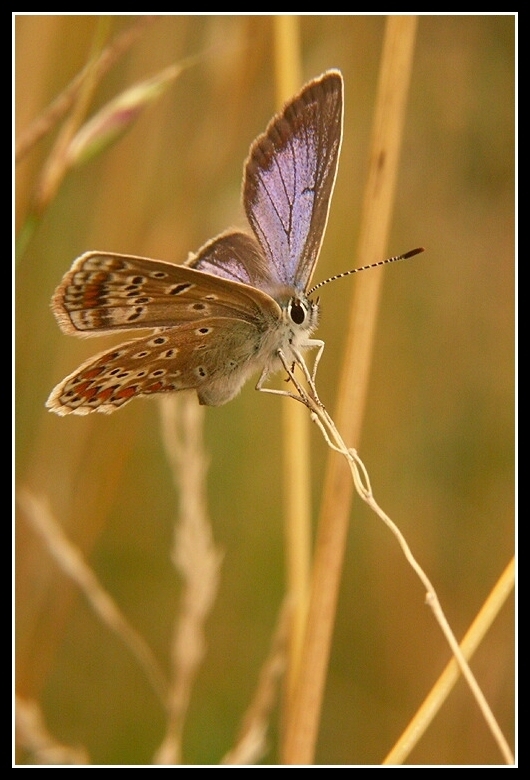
[[273, 351, 514, 765], [383, 557, 515, 765], [17, 489, 168, 707]]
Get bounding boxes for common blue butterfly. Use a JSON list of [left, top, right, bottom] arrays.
[[47, 70, 420, 415]]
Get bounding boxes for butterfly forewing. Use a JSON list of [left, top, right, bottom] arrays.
[[243, 70, 343, 291], [51, 250, 281, 336]]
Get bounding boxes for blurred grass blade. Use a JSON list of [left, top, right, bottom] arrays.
[[15, 16, 155, 163], [281, 16, 420, 764], [66, 62, 187, 167]]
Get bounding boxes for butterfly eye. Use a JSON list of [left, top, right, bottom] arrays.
[[289, 299, 307, 325]]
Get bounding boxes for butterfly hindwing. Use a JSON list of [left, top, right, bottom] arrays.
[[46, 312, 275, 414]]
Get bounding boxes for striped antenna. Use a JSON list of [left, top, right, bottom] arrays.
[[307, 247, 425, 296]]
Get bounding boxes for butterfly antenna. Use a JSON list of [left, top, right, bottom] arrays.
[[307, 247, 425, 296]]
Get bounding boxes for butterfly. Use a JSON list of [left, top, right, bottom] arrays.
[[46, 70, 344, 415]]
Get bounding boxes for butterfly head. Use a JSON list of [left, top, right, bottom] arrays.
[[270, 287, 320, 348], [287, 294, 319, 330]]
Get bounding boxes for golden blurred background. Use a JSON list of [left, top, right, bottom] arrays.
[[15, 15, 514, 765]]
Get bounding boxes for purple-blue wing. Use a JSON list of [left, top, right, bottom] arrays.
[[186, 230, 273, 288], [243, 70, 343, 292]]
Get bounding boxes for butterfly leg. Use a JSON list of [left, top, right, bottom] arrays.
[[307, 339, 325, 385], [255, 365, 309, 404], [255, 351, 322, 412], [287, 341, 325, 407], [255, 338, 326, 407], [293, 339, 325, 390]]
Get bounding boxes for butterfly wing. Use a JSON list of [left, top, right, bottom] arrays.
[[46, 315, 274, 414], [185, 230, 273, 288], [47, 249, 286, 413], [51, 249, 281, 336], [243, 70, 343, 292]]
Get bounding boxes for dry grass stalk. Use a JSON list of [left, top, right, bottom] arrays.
[[280, 16, 421, 763], [271, 14, 312, 720], [268, 340, 514, 764], [384, 558, 516, 764], [17, 489, 168, 706], [154, 395, 223, 764], [15, 694, 90, 765], [15, 16, 155, 163]]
